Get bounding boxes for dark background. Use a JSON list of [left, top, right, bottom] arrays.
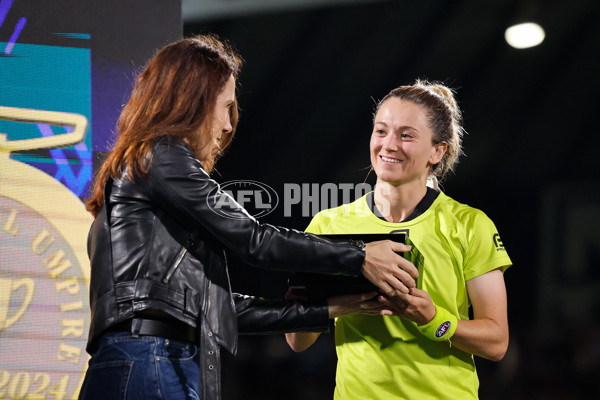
[[184, 0, 600, 399], [4, 0, 596, 398]]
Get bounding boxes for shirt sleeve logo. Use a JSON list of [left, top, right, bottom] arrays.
[[493, 233, 506, 251]]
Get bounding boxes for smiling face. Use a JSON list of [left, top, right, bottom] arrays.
[[198, 74, 236, 162], [370, 97, 446, 187]]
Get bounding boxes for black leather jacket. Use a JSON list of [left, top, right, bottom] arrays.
[[86, 136, 365, 399]]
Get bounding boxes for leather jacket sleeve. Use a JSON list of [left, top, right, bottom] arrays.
[[147, 137, 365, 276], [233, 293, 330, 334]]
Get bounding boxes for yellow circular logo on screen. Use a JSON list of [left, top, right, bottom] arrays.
[[0, 106, 92, 400]]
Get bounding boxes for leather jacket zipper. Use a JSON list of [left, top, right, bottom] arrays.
[[163, 246, 187, 283], [206, 279, 211, 311], [163, 231, 198, 283]]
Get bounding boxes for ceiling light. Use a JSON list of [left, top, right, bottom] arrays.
[[505, 22, 545, 49]]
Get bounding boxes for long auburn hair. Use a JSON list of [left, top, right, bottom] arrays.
[[86, 34, 242, 217]]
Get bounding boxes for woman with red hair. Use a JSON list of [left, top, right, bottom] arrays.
[[78, 35, 416, 400]]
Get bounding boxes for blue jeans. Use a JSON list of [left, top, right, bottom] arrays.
[[78, 332, 201, 400]]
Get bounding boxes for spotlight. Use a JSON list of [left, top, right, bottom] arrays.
[[505, 22, 545, 49]]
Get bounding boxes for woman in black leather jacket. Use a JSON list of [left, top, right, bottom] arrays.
[[78, 34, 418, 400]]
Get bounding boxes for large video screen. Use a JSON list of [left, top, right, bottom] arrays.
[[0, 1, 180, 398]]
